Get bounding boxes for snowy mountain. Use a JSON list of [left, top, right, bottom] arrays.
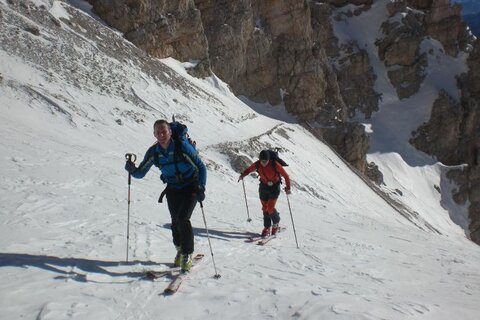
[[1, 1, 480, 319]]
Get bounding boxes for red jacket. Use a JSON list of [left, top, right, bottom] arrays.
[[242, 160, 290, 189]]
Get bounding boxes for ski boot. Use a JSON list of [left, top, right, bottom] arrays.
[[174, 246, 182, 267], [180, 254, 193, 273], [271, 224, 280, 235], [261, 227, 271, 238]]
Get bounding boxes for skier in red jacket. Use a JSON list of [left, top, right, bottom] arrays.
[[239, 150, 291, 237]]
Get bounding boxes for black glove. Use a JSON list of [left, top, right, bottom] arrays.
[[196, 185, 205, 202], [125, 160, 136, 174]]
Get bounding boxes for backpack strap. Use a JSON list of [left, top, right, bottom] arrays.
[[271, 160, 282, 183], [158, 186, 168, 203], [154, 140, 198, 185], [172, 138, 189, 183]]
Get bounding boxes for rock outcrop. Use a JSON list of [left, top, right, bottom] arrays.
[[377, 2, 427, 99], [410, 91, 463, 165], [88, 0, 211, 77], [425, 0, 469, 57], [411, 39, 480, 244], [449, 41, 480, 244], [191, 0, 253, 86], [196, 0, 327, 120], [318, 122, 370, 172], [309, 1, 379, 173], [377, 0, 472, 99], [377, 3, 427, 99]]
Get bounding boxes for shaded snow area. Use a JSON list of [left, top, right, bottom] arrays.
[[1, 1, 479, 319]]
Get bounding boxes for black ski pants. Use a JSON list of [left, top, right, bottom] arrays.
[[259, 182, 281, 228], [165, 184, 198, 255]]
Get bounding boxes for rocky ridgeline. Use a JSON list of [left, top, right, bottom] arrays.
[[86, 0, 479, 243]]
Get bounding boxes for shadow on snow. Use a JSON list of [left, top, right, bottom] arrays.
[[0, 252, 168, 283], [0, 227, 257, 282], [160, 223, 258, 241]]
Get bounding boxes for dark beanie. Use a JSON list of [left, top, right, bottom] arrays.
[[259, 150, 270, 161]]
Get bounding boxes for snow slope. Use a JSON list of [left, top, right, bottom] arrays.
[[1, 1, 479, 319]]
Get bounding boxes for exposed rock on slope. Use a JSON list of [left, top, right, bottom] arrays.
[[410, 39, 480, 243], [88, 0, 211, 77], [197, 0, 327, 121], [410, 91, 463, 165], [448, 41, 480, 243]]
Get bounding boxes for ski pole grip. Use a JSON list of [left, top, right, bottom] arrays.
[[125, 153, 137, 163], [125, 153, 136, 186]]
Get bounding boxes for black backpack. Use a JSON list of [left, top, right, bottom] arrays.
[[169, 120, 196, 153], [255, 149, 288, 178]]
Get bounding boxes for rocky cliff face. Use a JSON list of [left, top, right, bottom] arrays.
[[410, 39, 480, 243], [376, 0, 472, 99], [410, 91, 463, 165], [377, 3, 427, 99], [378, 0, 479, 243], [314, 2, 379, 120], [309, 1, 379, 173], [425, 0, 470, 57], [196, 0, 327, 121], [445, 41, 480, 243], [88, 0, 211, 77], [402, 0, 480, 242], [88, 0, 480, 243]]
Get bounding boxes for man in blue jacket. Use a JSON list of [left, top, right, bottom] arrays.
[[125, 119, 207, 272]]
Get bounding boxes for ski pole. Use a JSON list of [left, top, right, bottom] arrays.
[[199, 202, 221, 279], [241, 179, 252, 222], [125, 153, 136, 263], [286, 192, 299, 249]]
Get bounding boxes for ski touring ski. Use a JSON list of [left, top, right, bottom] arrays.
[[245, 235, 264, 243], [257, 235, 276, 245], [163, 253, 204, 295], [145, 269, 176, 281], [245, 227, 285, 244]]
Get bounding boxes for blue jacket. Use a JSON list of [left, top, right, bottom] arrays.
[[130, 139, 207, 189]]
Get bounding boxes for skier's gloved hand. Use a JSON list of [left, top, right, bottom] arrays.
[[125, 160, 136, 174], [196, 185, 206, 202], [237, 174, 244, 182], [284, 187, 291, 195]]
